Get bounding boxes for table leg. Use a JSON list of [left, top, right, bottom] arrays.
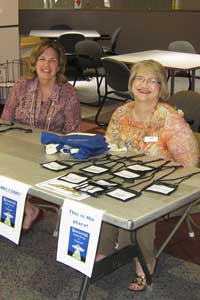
[[155, 201, 195, 258], [78, 276, 90, 300], [77, 227, 153, 299]]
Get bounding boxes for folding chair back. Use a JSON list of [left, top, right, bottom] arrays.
[[167, 90, 200, 132], [95, 58, 131, 126]]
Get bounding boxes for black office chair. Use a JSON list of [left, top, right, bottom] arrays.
[[168, 40, 196, 90], [74, 39, 105, 106], [49, 24, 72, 30], [57, 33, 85, 80], [102, 27, 122, 55], [95, 58, 131, 126], [167, 90, 200, 132], [57, 33, 85, 54]]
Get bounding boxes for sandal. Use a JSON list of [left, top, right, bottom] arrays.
[[128, 275, 146, 292]]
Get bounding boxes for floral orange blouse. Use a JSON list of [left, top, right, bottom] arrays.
[[106, 102, 199, 167]]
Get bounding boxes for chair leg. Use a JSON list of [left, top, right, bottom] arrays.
[[80, 74, 103, 107], [186, 215, 195, 238], [73, 76, 77, 87], [95, 73, 103, 106], [167, 69, 171, 81], [94, 79, 109, 126], [95, 93, 108, 126], [188, 71, 192, 90]]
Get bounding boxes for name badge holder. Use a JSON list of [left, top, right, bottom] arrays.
[[80, 165, 109, 175], [144, 181, 177, 195], [127, 163, 156, 174], [75, 183, 105, 197], [106, 188, 141, 202], [58, 172, 89, 184], [113, 169, 142, 181], [88, 179, 119, 191], [41, 161, 71, 172]]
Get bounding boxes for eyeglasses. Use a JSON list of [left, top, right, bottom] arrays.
[[134, 76, 161, 86]]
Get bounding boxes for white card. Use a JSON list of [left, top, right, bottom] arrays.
[[144, 136, 158, 143], [145, 183, 175, 195], [81, 165, 108, 174], [114, 170, 141, 179], [60, 173, 88, 184], [127, 164, 153, 172], [96, 180, 118, 187], [42, 161, 68, 171], [107, 188, 137, 201]]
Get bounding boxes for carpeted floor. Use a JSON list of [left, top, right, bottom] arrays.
[[0, 213, 200, 300], [156, 213, 200, 266]]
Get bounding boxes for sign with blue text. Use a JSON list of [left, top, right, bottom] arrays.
[[0, 176, 30, 244], [57, 200, 103, 277]]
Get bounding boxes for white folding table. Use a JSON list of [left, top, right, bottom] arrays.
[[107, 50, 200, 95], [0, 124, 200, 299], [29, 29, 101, 39]]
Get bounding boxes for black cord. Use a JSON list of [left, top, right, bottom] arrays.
[[0, 127, 32, 133], [128, 172, 156, 188], [158, 170, 200, 185]]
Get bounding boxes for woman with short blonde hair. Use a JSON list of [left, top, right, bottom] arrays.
[[97, 59, 199, 292]]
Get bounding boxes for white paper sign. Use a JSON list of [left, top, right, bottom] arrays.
[[57, 200, 104, 277], [36, 178, 89, 201], [0, 176, 30, 244]]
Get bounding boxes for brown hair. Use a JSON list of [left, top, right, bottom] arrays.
[[128, 59, 169, 100], [26, 39, 67, 83]]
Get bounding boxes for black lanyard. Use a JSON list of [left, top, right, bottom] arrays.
[[0, 126, 32, 133]]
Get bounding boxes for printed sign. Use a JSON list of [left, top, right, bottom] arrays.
[[57, 200, 103, 277], [0, 176, 30, 244]]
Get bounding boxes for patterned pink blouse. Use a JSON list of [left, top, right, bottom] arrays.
[[1, 77, 81, 134], [106, 102, 199, 167]]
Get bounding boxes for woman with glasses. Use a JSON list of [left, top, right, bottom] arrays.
[[1, 39, 81, 232], [97, 59, 199, 291]]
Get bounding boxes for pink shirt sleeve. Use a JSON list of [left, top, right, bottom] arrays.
[[62, 83, 81, 133], [1, 79, 21, 121], [165, 112, 199, 167]]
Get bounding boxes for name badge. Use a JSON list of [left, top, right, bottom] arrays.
[[144, 136, 158, 143]]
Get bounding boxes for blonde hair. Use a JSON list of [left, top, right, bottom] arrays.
[[26, 39, 67, 83], [128, 59, 169, 100]]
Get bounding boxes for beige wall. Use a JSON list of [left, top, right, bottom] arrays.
[[181, 0, 200, 10], [0, 0, 19, 62], [0, 0, 18, 25]]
